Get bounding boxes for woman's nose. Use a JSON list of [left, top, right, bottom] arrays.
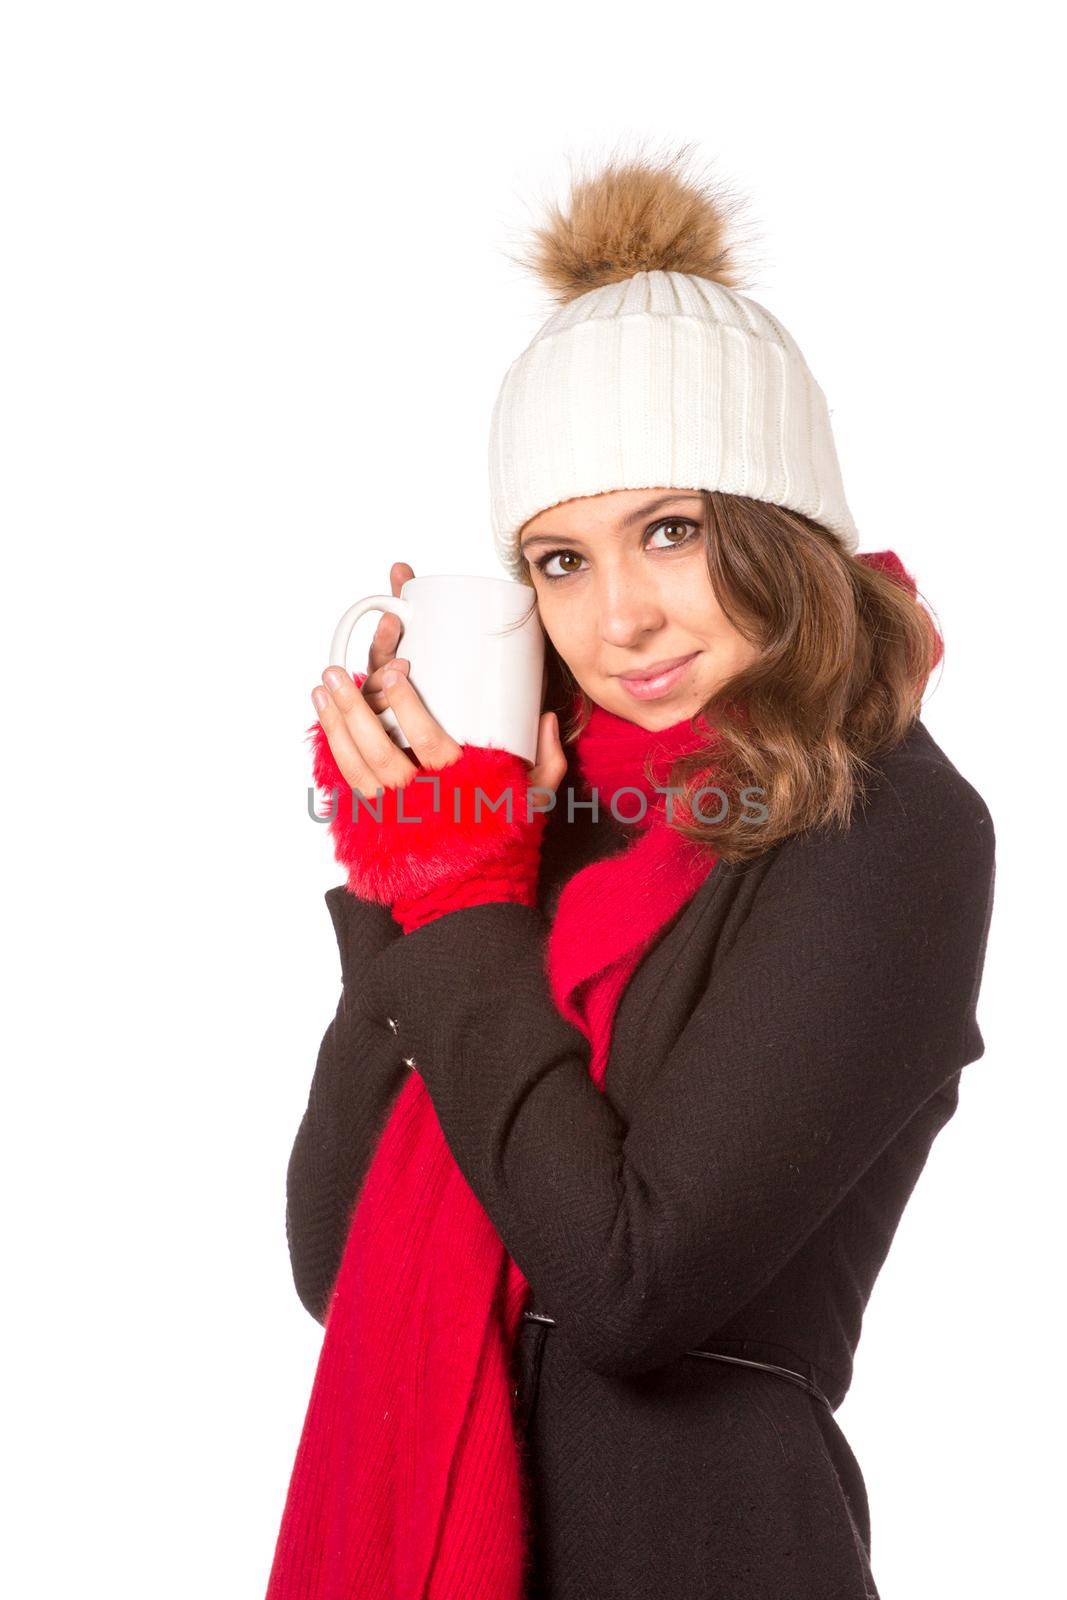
[[595, 581, 665, 646]]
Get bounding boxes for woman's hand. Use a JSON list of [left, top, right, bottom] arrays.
[[308, 571, 567, 929], [311, 552, 567, 797], [312, 665, 566, 800]]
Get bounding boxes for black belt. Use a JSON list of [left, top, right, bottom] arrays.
[[520, 1311, 833, 1413]]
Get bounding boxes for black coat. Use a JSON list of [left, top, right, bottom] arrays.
[[285, 715, 996, 1600]]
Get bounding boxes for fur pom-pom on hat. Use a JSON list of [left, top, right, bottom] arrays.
[[508, 141, 755, 304]]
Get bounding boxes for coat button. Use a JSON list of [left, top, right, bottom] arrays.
[[386, 1016, 399, 1035]]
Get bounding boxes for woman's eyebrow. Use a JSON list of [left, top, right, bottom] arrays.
[[619, 493, 703, 526], [520, 494, 703, 551]]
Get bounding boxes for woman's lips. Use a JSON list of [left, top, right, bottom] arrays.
[[615, 652, 700, 701]]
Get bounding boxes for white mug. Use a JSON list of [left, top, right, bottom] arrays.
[[329, 574, 546, 766]]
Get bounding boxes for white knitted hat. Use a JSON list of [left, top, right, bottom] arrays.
[[488, 150, 859, 579]]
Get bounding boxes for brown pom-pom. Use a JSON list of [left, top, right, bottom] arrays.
[[508, 139, 757, 306]]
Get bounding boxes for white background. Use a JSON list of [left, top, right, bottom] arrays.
[[2, 4, 1062, 1596]]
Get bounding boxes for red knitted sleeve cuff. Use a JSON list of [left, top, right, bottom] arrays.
[[389, 824, 545, 933]]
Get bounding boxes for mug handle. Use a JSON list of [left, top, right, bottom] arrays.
[[329, 594, 413, 674]]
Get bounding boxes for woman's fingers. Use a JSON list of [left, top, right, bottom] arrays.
[[366, 562, 415, 678], [312, 686, 376, 793], [366, 609, 403, 677], [378, 673, 566, 795], [529, 711, 567, 797], [318, 625, 563, 800], [362, 656, 410, 709], [316, 666, 417, 794], [389, 559, 415, 596], [379, 667, 463, 770]]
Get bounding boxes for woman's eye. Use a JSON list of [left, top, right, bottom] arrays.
[[536, 549, 586, 580], [647, 518, 701, 550]]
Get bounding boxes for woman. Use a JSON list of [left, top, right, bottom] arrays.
[[269, 150, 996, 1600]]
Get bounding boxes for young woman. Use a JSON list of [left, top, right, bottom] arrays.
[[268, 152, 996, 1600]]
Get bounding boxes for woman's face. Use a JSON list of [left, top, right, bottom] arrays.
[[521, 488, 760, 730]]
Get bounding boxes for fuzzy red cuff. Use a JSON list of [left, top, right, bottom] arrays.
[[307, 696, 547, 909], [388, 828, 545, 932]]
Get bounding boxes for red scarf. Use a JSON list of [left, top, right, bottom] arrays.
[[267, 549, 936, 1598]]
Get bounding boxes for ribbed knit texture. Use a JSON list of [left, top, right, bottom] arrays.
[[488, 269, 859, 580], [266, 701, 721, 1599], [390, 831, 546, 933]]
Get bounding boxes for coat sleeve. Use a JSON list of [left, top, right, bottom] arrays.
[[358, 751, 997, 1377], [285, 886, 409, 1324]]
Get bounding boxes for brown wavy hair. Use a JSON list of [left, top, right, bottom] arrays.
[[522, 490, 945, 865]]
